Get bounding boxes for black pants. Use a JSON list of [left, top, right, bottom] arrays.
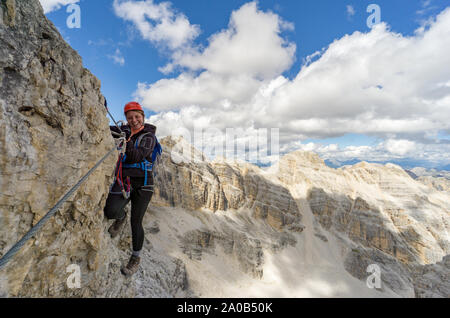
[[104, 177, 153, 252]]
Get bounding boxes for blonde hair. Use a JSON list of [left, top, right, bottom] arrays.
[[125, 110, 145, 120]]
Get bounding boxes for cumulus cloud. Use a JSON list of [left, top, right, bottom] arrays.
[[268, 10, 450, 136], [282, 138, 450, 169], [136, 72, 264, 110], [135, 2, 296, 111], [108, 48, 125, 66], [384, 139, 416, 156], [112, 0, 200, 50], [39, 0, 79, 13], [135, 3, 450, 166], [417, 0, 436, 15], [167, 2, 296, 78], [346, 5, 356, 18]]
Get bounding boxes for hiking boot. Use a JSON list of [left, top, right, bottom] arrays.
[[121, 255, 140, 277], [108, 216, 126, 238]]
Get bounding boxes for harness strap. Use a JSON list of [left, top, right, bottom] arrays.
[[123, 132, 156, 187], [145, 162, 148, 186], [123, 161, 153, 171], [116, 132, 162, 189], [111, 135, 130, 199], [113, 153, 131, 199]]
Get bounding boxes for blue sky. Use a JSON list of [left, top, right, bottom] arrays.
[[41, 0, 450, 169]]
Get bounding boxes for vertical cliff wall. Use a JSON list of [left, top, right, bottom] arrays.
[[0, 0, 122, 296], [0, 0, 190, 297]]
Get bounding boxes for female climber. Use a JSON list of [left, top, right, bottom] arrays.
[[104, 101, 157, 277]]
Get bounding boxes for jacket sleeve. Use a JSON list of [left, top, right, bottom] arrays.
[[110, 125, 130, 138], [124, 134, 156, 164]]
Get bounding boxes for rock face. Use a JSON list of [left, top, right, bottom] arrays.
[[149, 137, 303, 281], [139, 138, 448, 298], [411, 254, 450, 298], [410, 167, 450, 179], [0, 0, 126, 297], [153, 136, 303, 232], [273, 154, 449, 297], [0, 0, 187, 298], [416, 176, 450, 193]]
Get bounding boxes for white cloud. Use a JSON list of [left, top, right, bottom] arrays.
[[383, 139, 416, 156], [283, 139, 450, 168], [108, 48, 125, 66], [168, 2, 296, 79], [137, 4, 450, 166], [135, 72, 263, 110], [264, 8, 450, 138], [347, 5, 356, 18], [39, 0, 79, 13], [112, 0, 200, 50], [135, 2, 296, 111], [417, 0, 439, 16]]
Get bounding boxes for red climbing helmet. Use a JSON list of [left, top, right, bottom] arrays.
[[124, 102, 143, 114]]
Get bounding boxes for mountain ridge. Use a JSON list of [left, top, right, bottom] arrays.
[[0, 0, 448, 298], [150, 136, 449, 297], [325, 158, 450, 173]]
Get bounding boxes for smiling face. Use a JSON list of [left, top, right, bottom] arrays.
[[126, 110, 145, 131]]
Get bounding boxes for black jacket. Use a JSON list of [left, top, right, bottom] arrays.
[[110, 123, 157, 178]]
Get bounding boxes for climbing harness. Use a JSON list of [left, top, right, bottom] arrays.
[[105, 99, 133, 199], [109, 135, 132, 199], [122, 133, 163, 192], [106, 100, 163, 197]]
